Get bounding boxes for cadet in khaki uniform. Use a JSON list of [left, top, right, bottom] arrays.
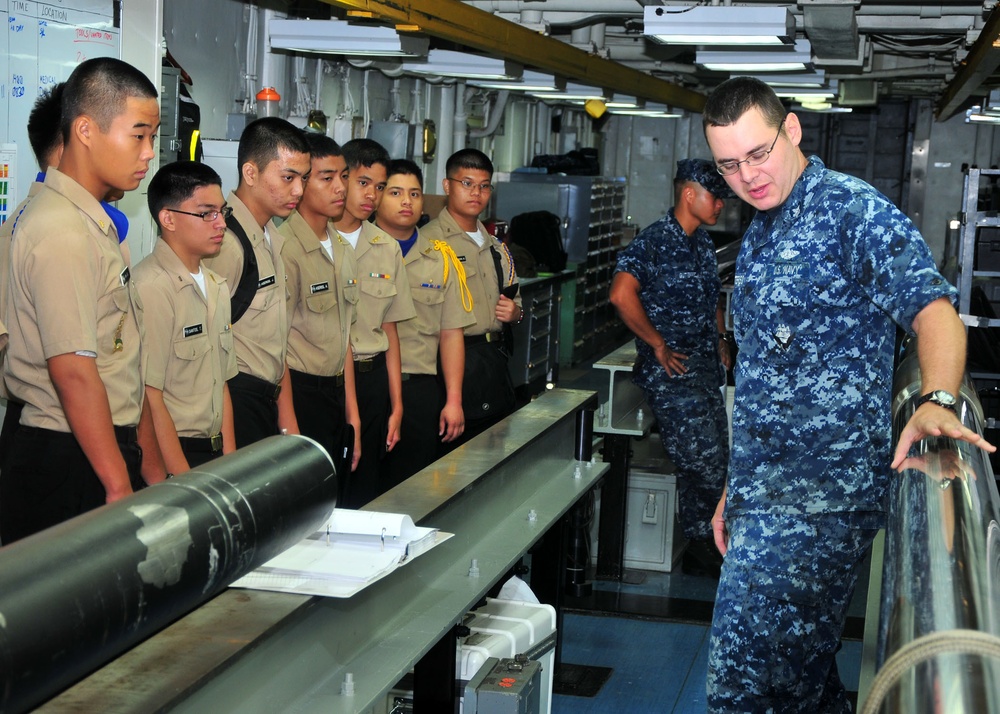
[[421, 149, 522, 446], [204, 118, 310, 447], [0, 83, 65, 467], [280, 132, 361, 487], [0, 58, 166, 544], [135, 162, 237, 473], [332, 139, 415, 508], [376, 160, 474, 492]]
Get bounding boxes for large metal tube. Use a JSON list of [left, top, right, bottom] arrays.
[[869, 340, 1000, 713], [0, 435, 336, 714]]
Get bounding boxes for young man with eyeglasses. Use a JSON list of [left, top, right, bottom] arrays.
[[332, 138, 415, 508], [421, 149, 522, 445], [1, 58, 167, 543], [702, 76, 994, 711], [610, 158, 735, 578], [375, 159, 474, 492], [280, 132, 362, 491], [204, 117, 310, 447], [134, 162, 237, 473]]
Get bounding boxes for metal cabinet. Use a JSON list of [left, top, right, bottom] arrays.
[[507, 272, 573, 391], [495, 174, 628, 366]]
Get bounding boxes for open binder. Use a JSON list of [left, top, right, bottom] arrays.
[[230, 509, 452, 598]]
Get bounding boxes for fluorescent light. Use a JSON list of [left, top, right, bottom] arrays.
[[402, 50, 522, 80], [966, 105, 1000, 124], [606, 94, 640, 108], [469, 71, 563, 92], [696, 40, 812, 72], [774, 81, 839, 100], [529, 83, 607, 101], [761, 71, 827, 88], [269, 19, 429, 58], [644, 6, 795, 46], [613, 103, 682, 118]]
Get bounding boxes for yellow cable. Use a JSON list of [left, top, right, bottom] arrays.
[[430, 239, 473, 313]]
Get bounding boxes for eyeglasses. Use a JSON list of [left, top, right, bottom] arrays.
[[165, 206, 234, 222], [715, 118, 785, 176], [446, 178, 494, 194]]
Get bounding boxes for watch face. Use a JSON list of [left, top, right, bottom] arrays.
[[932, 390, 957, 406]]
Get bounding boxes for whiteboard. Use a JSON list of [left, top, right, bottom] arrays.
[[1, 0, 120, 225]]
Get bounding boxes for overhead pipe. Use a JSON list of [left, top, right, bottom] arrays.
[[0, 435, 337, 714], [864, 339, 1000, 713], [469, 90, 511, 140], [454, 81, 469, 151]]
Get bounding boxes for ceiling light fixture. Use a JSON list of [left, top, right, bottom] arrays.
[[696, 40, 813, 72], [612, 103, 683, 118], [269, 18, 429, 58], [529, 82, 608, 101], [761, 71, 828, 88], [644, 5, 795, 46], [402, 49, 523, 80], [469, 71, 564, 92]]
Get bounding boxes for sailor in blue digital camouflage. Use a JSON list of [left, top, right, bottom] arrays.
[[703, 77, 993, 711], [610, 158, 735, 576]]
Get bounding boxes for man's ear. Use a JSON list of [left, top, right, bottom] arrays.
[[158, 208, 177, 234], [784, 112, 804, 148], [241, 161, 258, 188], [73, 115, 95, 148]]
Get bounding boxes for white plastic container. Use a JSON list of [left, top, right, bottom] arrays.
[[458, 598, 557, 714]]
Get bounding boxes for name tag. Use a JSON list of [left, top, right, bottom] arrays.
[[310, 281, 330, 294], [769, 262, 810, 281], [258, 274, 276, 289], [119, 266, 130, 286], [183, 323, 204, 337]]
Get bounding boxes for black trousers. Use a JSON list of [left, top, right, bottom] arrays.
[[347, 353, 388, 509], [289, 368, 350, 493], [0, 425, 143, 545], [379, 374, 443, 495], [227, 372, 280, 448]]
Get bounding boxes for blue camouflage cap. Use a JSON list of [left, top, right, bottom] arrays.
[[676, 158, 735, 199]]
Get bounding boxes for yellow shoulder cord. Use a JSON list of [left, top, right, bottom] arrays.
[[431, 239, 474, 313]]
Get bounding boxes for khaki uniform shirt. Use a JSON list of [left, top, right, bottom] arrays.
[[0, 185, 37, 391], [280, 211, 359, 377], [134, 240, 237, 438], [419, 208, 520, 336], [397, 231, 476, 374], [5, 168, 143, 431], [204, 192, 288, 385], [349, 221, 415, 360]]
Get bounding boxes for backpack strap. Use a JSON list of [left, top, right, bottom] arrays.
[[225, 213, 260, 324]]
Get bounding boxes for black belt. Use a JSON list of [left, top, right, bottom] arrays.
[[229, 372, 281, 401], [355, 351, 386, 373], [401, 372, 435, 382], [178, 434, 224, 454], [290, 369, 345, 388], [465, 332, 503, 346], [113, 425, 138, 444]]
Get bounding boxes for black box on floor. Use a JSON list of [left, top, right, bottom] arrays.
[[976, 227, 1000, 271]]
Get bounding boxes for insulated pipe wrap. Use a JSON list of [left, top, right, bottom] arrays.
[[0, 434, 336, 714]]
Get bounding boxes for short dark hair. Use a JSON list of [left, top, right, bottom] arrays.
[[60, 58, 158, 141], [237, 117, 310, 182], [702, 76, 786, 130], [341, 138, 390, 172], [302, 131, 342, 160], [446, 148, 493, 177], [386, 159, 423, 189], [28, 83, 65, 169], [147, 161, 223, 230]]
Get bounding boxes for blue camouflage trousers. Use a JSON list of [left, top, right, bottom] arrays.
[[707, 512, 878, 713], [645, 375, 729, 541]]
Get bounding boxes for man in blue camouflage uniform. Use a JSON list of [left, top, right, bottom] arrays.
[[702, 76, 994, 711], [610, 158, 735, 576]]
